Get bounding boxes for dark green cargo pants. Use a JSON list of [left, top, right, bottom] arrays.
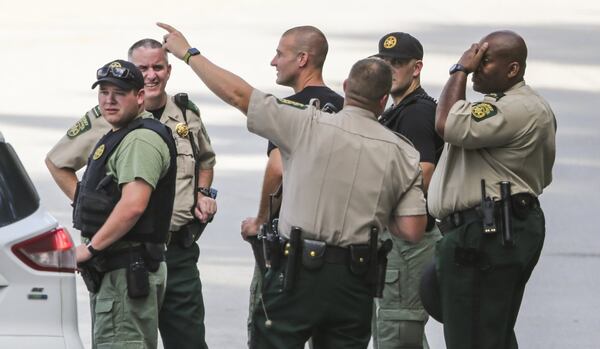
[[159, 242, 208, 349], [436, 205, 545, 349], [251, 261, 373, 349]]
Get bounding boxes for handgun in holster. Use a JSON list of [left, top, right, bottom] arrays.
[[365, 227, 393, 298], [78, 258, 104, 294], [260, 188, 282, 270], [283, 227, 302, 292]]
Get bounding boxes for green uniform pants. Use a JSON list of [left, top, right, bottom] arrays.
[[436, 206, 545, 349], [159, 243, 208, 349], [251, 262, 373, 349], [248, 263, 263, 347], [372, 226, 442, 349], [90, 262, 167, 349]]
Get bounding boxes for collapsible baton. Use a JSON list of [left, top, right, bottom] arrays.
[[499, 181, 515, 247]]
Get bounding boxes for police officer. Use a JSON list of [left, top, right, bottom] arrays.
[[46, 39, 216, 349], [239, 25, 343, 346], [427, 30, 556, 349], [159, 22, 427, 349], [371, 32, 444, 349], [73, 59, 176, 348]]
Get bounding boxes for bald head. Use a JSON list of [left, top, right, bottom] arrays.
[[344, 58, 392, 112], [282, 26, 329, 69], [483, 30, 527, 77]]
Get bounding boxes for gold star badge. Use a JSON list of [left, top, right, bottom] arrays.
[[383, 36, 397, 49], [176, 123, 189, 137], [93, 144, 105, 160]]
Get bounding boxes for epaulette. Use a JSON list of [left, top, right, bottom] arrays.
[[186, 100, 200, 117], [92, 105, 102, 118], [485, 92, 505, 102]]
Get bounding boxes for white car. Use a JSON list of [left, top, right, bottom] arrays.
[[0, 132, 83, 349]]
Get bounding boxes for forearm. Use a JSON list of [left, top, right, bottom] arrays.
[[187, 55, 254, 114], [256, 150, 283, 222], [198, 168, 214, 188], [45, 157, 78, 201], [435, 72, 467, 138], [388, 214, 427, 243], [88, 181, 151, 250], [420, 162, 435, 193]]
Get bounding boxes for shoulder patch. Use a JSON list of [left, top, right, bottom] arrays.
[[485, 92, 505, 102], [186, 100, 200, 116], [276, 98, 307, 110], [67, 114, 92, 138], [92, 105, 102, 118], [471, 102, 498, 122]]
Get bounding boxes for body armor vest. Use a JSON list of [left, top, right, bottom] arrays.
[[73, 117, 176, 243]]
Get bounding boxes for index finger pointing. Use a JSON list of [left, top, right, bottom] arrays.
[[156, 22, 176, 33]]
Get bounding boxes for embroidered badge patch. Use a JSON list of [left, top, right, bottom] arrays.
[[276, 98, 307, 110], [383, 36, 397, 49], [93, 144, 105, 160], [471, 102, 498, 122], [92, 105, 102, 118], [175, 123, 189, 138], [66, 115, 91, 138]]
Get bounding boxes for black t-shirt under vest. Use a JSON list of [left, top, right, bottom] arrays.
[[73, 117, 177, 244]]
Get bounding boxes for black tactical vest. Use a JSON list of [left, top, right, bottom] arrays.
[[73, 117, 176, 244]]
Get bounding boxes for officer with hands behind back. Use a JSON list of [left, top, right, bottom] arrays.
[[73, 59, 176, 349], [159, 22, 427, 349], [424, 30, 556, 349], [46, 39, 216, 349]]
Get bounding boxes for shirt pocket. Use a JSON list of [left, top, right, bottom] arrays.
[[175, 137, 196, 179]]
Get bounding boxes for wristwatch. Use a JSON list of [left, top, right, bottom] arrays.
[[86, 243, 101, 257], [197, 187, 218, 199], [449, 63, 469, 75], [183, 47, 201, 64]]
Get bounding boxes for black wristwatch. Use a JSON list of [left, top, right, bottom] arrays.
[[183, 48, 200, 64], [449, 63, 469, 75], [86, 243, 101, 257], [197, 187, 218, 199]]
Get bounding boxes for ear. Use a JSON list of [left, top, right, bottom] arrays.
[[379, 93, 389, 110], [297, 51, 309, 68], [413, 60, 423, 78], [507, 62, 520, 79], [166, 63, 172, 80], [136, 89, 145, 105], [342, 79, 348, 93]]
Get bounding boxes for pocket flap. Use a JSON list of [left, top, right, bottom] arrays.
[[95, 299, 114, 314], [385, 269, 399, 283]]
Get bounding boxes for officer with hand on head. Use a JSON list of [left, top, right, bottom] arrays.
[[159, 22, 427, 349], [73, 59, 176, 349], [46, 39, 216, 349], [424, 30, 556, 349]]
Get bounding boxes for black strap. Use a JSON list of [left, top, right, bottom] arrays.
[[174, 93, 202, 215], [380, 92, 436, 129]]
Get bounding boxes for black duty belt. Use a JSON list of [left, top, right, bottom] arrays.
[[437, 193, 539, 235], [282, 239, 349, 265], [97, 244, 164, 272]]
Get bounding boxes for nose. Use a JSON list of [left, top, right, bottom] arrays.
[[144, 68, 157, 81], [270, 56, 277, 67]]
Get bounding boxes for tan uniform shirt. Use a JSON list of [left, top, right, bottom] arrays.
[[247, 90, 426, 247], [428, 81, 556, 219], [47, 95, 216, 231]]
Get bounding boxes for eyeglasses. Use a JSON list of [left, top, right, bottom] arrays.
[[96, 66, 134, 80]]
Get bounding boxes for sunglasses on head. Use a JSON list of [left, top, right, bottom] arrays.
[[97, 66, 134, 80]]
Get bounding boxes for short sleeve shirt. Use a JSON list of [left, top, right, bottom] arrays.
[[247, 89, 426, 247], [266, 86, 344, 156], [428, 81, 556, 218]]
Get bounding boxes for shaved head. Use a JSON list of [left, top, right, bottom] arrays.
[[282, 26, 329, 69], [482, 30, 527, 78]]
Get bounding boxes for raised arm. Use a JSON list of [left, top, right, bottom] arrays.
[[157, 22, 254, 115]]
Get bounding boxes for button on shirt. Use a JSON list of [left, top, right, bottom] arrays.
[[428, 81, 556, 219], [247, 89, 426, 247]]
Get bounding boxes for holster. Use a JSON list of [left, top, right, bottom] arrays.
[[170, 220, 204, 248], [248, 235, 267, 274], [372, 239, 393, 298], [301, 239, 326, 270], [78, 259, 104, 294], [126, 257, 150, 299]]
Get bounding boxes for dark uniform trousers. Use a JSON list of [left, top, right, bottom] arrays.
[[252, 261, 373, 349], [159, 242, 208, 349], [436, 205, 545, 349]]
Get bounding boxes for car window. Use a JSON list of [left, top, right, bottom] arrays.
[[0, 142, 39, 228]]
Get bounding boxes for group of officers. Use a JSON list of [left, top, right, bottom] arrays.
[[45, 21, 556, 349]]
